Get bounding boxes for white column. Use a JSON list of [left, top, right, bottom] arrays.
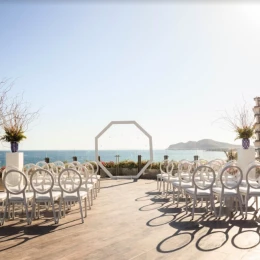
[[237, 148, 255, 179], [6, 152, 24, 171]]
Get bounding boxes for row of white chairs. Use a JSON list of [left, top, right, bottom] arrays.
[[0, 160, 101, 225], [157, 158, 260, 219]]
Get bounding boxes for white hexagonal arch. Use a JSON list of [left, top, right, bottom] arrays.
[[95, 121, 153, 180]]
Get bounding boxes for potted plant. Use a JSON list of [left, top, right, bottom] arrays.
[[0, 81, 39, 152], [221, 103, 255, 149], [0, 127, 26, 152]]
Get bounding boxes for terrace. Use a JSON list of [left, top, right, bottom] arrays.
[[1, 178, 260, 260]]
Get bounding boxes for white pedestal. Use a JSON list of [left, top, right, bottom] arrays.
[[237, 148, 255, 179], [6, 152, 24, 171]]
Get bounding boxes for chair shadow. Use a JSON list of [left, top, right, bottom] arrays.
[[152, 194, 260, 254], [0, 216, 83, 253]]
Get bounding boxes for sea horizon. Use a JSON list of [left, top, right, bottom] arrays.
[[0, 149, 227, 166]]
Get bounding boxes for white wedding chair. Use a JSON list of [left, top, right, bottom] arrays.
[[82, 162, 98, 198], [89, 161, 101, 193], [172, 160, 193, 206], [58, 168, 87, 223], [30, 168, 60, 224], [157, 160, 169, 192], [1, 169, 33, 225], [36, 161, 50, 170], [239, 161, 260, 218], [23, 163, 38, 192], [184, 165, 217, 219], [0, 191, 7, 219], [213, 165, 243, 218], [161, 160, 178, 197]]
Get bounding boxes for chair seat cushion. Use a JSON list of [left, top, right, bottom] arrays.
[[157, 173, 168, 178], [213, 187, 238, 195], [35, 191, 61, 201], [172, 181, 192, 188], [9, 192, 34, 201], [52, 184, 61, 191], [63, 191, 87, 201], [239, 186, 260, 196], [185, 188, 211, 196], [162, 176, 178, 181]]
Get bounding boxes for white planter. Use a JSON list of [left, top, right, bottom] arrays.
[[254, 141, 260, 148]]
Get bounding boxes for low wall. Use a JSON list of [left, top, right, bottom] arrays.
[[99, 168, 178, 179]]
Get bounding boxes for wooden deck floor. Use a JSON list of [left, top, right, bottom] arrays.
[[1, 179, 260, 259]]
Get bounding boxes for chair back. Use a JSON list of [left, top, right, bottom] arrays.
[[177, 160, 193, 182], [82, 162, 95, 180], [192, 166, 216, 190], [246, 161, 260, 189], [77, 165, 90, 187], [36, 161, 49, 170], [165, 160, 175, 174], [58, 168, 82, 193], [219, 165, 242, 189], [3, 169, 28, 195], [89, 161, 99, 177], [159, 159, 168, 175], [30, 168, 54, 194], [53, 161, 65, 167]]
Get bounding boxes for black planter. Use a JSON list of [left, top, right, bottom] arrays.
[[11, 142, 19, 153]]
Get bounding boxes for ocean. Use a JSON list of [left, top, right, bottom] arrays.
[[0, 150, 226, 166]]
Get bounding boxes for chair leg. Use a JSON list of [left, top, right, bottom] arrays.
[[95, 184, 98, 197], [51, 199, 58, 224], [185, 193, 188, 213], [192, 196, 196, 219], [1, 201, 8, 225], [85, 197, 87, 217], [245, 195, 248, 219], [159, 178, 162, 192], [78, 198, 84, 223], [210, 196, 217, 218], [88, 193, 91, 210], [12, 203, 15, 219], [63, 201, 66, 217], [58, 199, 62, 219], [8, 203, 11, 219], [24, 200, 31, 225], [237, 194, 244, 218], [163, 180, 165, 195], [218, 194, 223, 218], [165, 181, 169, 198], [172, 185, 175, 203], [32, 200, 36, 220], [177, 188, 181, 207]]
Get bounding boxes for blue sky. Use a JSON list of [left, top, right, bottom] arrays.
[[0, 2, 259, 150]]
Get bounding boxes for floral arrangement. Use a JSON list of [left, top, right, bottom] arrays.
[[0, 127, 26, 142], [221, 103, 255, 140]]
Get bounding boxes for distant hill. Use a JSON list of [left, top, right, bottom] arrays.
[[167, 139, 239, 151]]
